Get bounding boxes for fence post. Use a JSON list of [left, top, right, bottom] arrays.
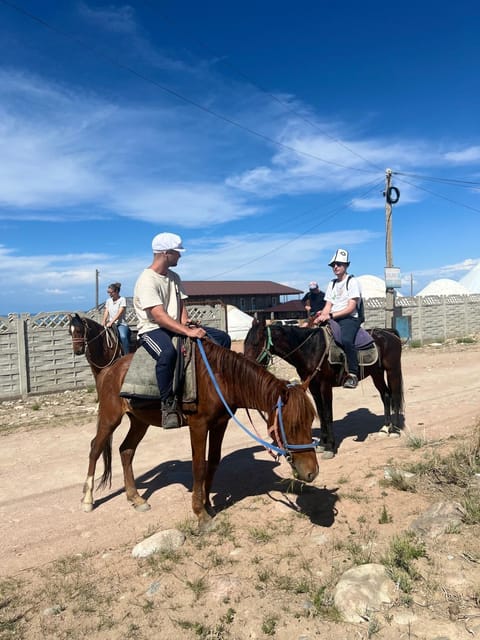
[[16, 314, 29, 396]]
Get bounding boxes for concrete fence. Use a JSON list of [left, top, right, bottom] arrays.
[[1, 295, 479, 400], [363, 293, 480, 342], [0, 303, 227, 400]]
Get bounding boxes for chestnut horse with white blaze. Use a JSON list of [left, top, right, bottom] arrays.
[[68, 317, 318, 530]]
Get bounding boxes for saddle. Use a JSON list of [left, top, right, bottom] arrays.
[[119, 337, 197, 408], [324, 320, 379, 369]]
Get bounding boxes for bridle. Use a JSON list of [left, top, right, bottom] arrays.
[[71, 318, 121, 370], [255, 324, 332, 392], [255, 325, 317, 366]]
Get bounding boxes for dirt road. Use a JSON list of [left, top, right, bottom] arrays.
[[2, 341, 479, 577]]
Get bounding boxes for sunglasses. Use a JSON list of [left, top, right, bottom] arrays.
[[331, 262, 345, 267]]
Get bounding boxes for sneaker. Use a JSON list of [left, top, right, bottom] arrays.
[[343, 374, 358, 389], [161, 398, 181, 429]]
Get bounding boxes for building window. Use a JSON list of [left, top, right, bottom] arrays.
[[251, 297, 256, 310], [271, 296, 278, 306], [240, 298, 245, 310]]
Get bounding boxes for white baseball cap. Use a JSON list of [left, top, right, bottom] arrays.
[[152, 232, 185, 253]]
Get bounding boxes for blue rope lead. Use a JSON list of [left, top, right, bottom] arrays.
[[197, 339, 287, 457]]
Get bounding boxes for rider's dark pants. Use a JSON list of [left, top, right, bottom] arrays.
[[139, 327, 231, 401], [336, 316, 360, 376]]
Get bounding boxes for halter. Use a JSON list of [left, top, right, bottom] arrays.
[[71, 318, 121, 370], [256, 325, 317, 367], [256, 324, 331, 392], [197, 339, 316, 461]]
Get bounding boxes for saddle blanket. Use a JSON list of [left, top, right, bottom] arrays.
[[329, 319, 374, 349], [327, 321, 378, 368], [120, 340, 197, 404]]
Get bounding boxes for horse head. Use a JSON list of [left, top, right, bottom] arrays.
[[68, 313, 87, 356], [266, 384, 318, 483], [244, 317, 271, 366]]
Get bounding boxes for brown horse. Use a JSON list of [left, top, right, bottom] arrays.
[[75, 337, 318, 530], [244, 317, 404, 457], [68, 313, 124, 382]]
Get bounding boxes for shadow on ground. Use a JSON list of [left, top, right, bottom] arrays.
[[94, 444, 338, 527]]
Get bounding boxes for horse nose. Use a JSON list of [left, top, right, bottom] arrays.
[[306, 468, 319, 482]]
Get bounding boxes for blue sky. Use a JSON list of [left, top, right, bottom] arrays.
[[1, 0, 480, 315]]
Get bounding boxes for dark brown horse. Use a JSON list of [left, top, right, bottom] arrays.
[[244, 317, 404, 457], [73, 336, 318, 530], [68, 313, 124, 382]]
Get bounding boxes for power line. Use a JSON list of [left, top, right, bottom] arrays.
[[208, 179, 384, 279], [0, 0, 379, 175], [394, 170, 480, 187], [139, 0, 383, 174], [394, 175, 480, 215]]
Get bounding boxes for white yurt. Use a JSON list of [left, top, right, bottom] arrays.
[[356, 275, 387, 299], [459, 263, 480, 293], [416, 279, 470, 297], [226, 305, 254, 341]]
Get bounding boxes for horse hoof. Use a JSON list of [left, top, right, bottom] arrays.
[[198, 516, 215, 533], [321, 450, 335, 460], [81, 502, 93, 513], [133, 501, 151, 512]]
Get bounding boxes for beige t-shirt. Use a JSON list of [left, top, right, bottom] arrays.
[[133, 268, 187, 334]]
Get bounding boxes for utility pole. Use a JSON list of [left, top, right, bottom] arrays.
[[95, 269, 100, 310], [384, 168, 395, 329]]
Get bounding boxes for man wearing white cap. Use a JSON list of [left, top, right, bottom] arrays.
[[133, 232, 231, 428], [301, 281, 326, 317], [314, 248, 362, 389]]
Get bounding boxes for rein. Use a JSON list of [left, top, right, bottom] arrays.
[[256, 324, 332, 392], [197, 340, 315, 460], [73, 320, 121, 370], [257, 326, 317, 366]]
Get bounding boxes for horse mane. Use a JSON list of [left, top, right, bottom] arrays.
[[200, 339, 285, 407], [199, 339, 315, 433]]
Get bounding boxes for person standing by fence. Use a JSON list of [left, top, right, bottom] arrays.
[[103, 282, 131, 354]]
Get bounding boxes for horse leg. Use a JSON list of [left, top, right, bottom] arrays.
[[309, 379, 335, 458], [81, 417, 121, 512], [118, 416, 150, 511], [204, 417, 229, 516], [81, 393, 125, 512], [385, 367, 404, 434], [318, 380, 335, 458], [188, 416, 212, 532], [370, 368, 393, 434]]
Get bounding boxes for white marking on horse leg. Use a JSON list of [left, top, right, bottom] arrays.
[[81, 475, 94, 512]]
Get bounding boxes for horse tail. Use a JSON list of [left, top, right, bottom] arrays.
[[97, 435, 113, 490]]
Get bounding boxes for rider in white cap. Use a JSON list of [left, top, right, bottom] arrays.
[[314, 248, 362, 389], [133, 232, 231, 427]]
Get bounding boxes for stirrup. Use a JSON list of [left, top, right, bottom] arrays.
[[161, 409, 181, 429], [161, 398, 181, 429], [343, 374, 358, 389]]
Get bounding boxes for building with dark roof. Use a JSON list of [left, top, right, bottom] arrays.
[[183, 280, 302, 315]]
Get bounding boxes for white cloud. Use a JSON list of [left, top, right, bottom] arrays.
[[444, 146, 480, 163]]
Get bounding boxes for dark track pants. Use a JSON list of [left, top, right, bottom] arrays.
[[139, 327, 231, 401], [336, 316, 360, 376]]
